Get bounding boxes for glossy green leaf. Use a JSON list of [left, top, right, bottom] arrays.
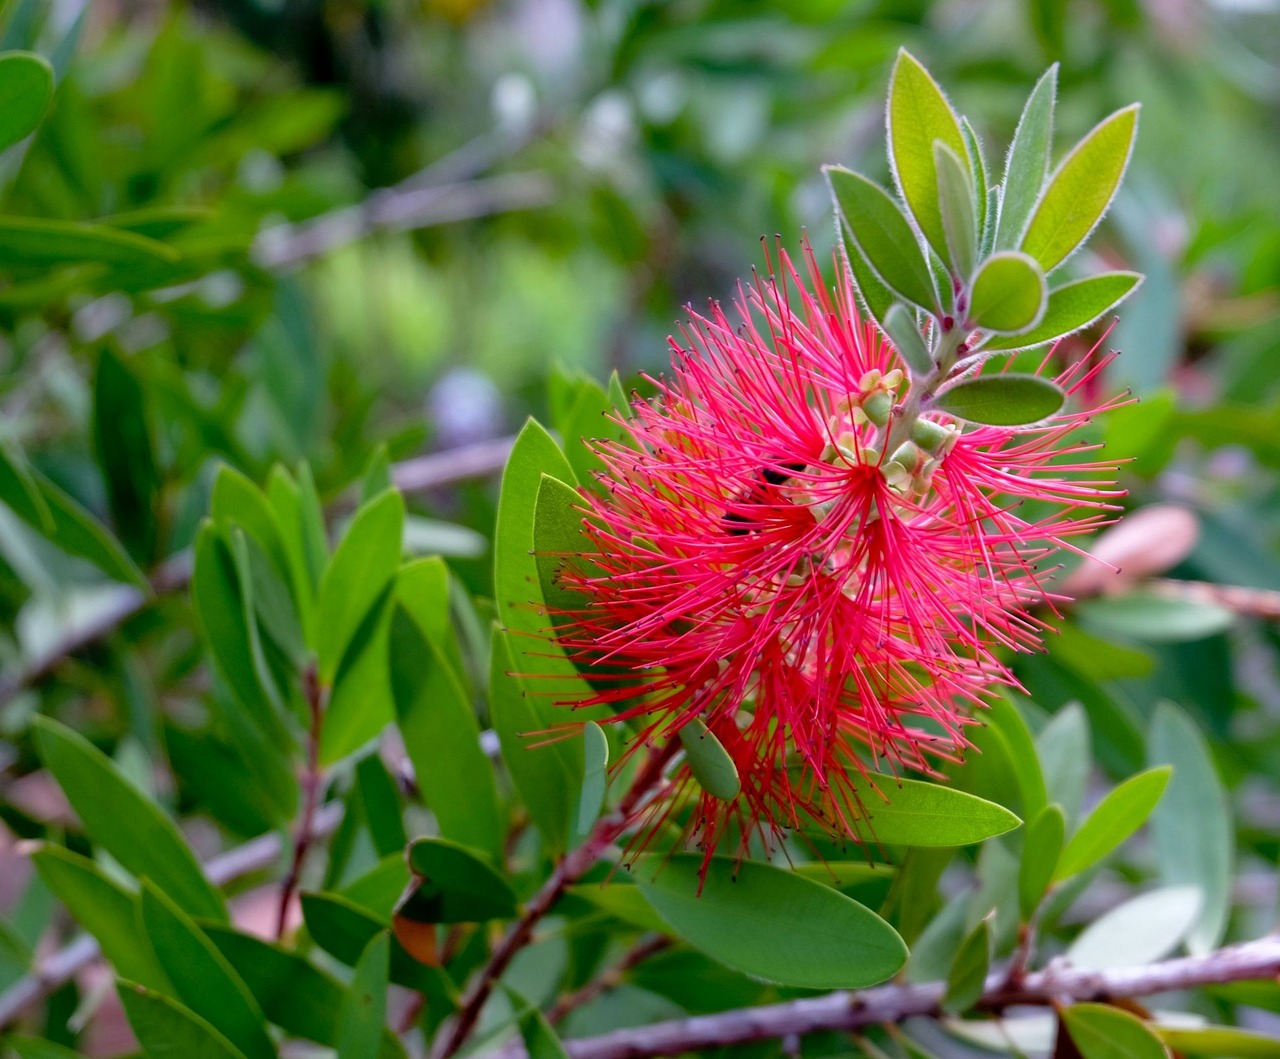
[[1077, 592, 1234, 643], [490, 627, 579, 854], [886, 49, 969, 263], [1155, 1025, 1280, 1058], [934, 141, 976, 279], [204, 925, 409, 1058], [1149, 701, 1232, 953], [355, 754, 407, 858], [1065, 886, 1201, 970], [1036, 702, 1091, 823], [336, 932, 389, 1059], [93, 347, 158, 560], [117, 982, 251, 1059], [577, 720, 610, 835], [1021, 104, 1140, 272], [390, 606, 504, 862], [966, 251, 1047, 334], [943, 917, 990, 1014], [935, 373, 1064, 426], [32, 717, 226, 921], [678, 718, 740, 802], [320, 584, 394, 763], [827, 774, 1021, 846], [987, 696, 1048, 822], [826, 166, 938, 312], [404, 837, 518, 922], [883, 302, 933, 377], [634, 854, 906, 988], [29, 844, 168, 988], [138, 883, 275, 1059], [533, 472, 591, 618], [1017, 803, 1064, 920], [0, 51, 53, 151], [981, 271, 1142, 351], [1062, 1003, 1170, 1059], [1055, 766, 1172, 880], [996, 64, 1057, 249], [0, 217, 181, 268], [316, 488, 403, 683], [565, 881, 669, 934], [395, 556, 467, 686], [211, 466, 292, 585]]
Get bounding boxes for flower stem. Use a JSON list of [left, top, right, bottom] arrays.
[[885, 324, 968, 455]]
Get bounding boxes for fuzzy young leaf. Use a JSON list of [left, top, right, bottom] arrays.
[[981, 271, 1142, 352], [935, 373, 1064, 426], [996, 64, 1057, 249], [826, 166, 938, 313], [678, 718, 740, 802], [635, 854, 906, 988], [883, 303, 933, 376], [0, 51, 53, 152], [966, 251, 1047, 334], [961, 118, 989, 249], [1055, 766, 1172, 880], [934, 141, 977, 279], [1021, 104, 1140, 272], [887, 49, 969, 264]]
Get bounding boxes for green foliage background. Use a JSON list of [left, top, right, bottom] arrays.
[[0, 0, 1278, 1056]]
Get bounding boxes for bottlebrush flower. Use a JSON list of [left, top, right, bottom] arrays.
[[548, 239, 1124, 874]]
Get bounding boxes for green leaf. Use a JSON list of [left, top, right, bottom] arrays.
[[138, 882, 275, 1059], [1065, 886, 1201, 970], [0, 217, 181, 268], [678, 718, 740, 802], [32, 717, 226, 921], [1017, 803, 1064, 920], [7, 1038, 87, 1059], [316, 489, 404, 683], [845, 237, 896, 328], [577, 720, 610, 836], [211, 466, 293, 591], [996, 64, 1057, 249], [490, 627, 579, 854], [980, 271, 1142, 352], [92, 347, 158, 560], [1036, 702, 1091, 823], [1062, 1003, 1170, 1059], [634, 854, 906, 988], [883, 302, 933, 377], [355, 754, 408, 858], [966, 251, 1047, 333], [511, 987, 571, 1059], [320, 585, 395, 763], [29, 844, 168, 988], [390, 607, 504, 862], [934, 141, 976, 280], [961, 117, 990, 252], [987, 696, 1049, 822], [826, 166, 938, 312], [935, 373, 1064, 426], [886, 49, 969, 264], [117, 982, 252, 1059], [1021, 104, 1140, 272], [819, 775, 1021, 847], [0, 438, 51, 532], [336, 932, 390, 1059], [204, 925, 409, 1059], [0, 51, 52, 151], [1054, 766, 1172, 880], [1077, 592, 1234, 643], [1148, 701, 1232, 953], [943, 917, 990, 1014], [403, 837, 518, 922], [1155, 1025, 1280, 1058]]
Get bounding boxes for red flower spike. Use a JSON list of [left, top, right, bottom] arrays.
[[548, 240, 1126, 876]]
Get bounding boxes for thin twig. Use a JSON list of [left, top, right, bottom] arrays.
[[1147, 578, 1280, 621], [490, 936, 1280, 1059], [0, 801, 344, 1028], [546, 936, 672, 1026], [431, 742, 678, 1059], [0, 436, 515, 710], [275, 661, 328, 939], [252, 173, 554, 270]]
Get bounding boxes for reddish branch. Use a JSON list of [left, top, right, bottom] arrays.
[[546, 936, 673, 1026], [431, 743, 679, 1059], [275, 662, 328, 939], [489, 936, 1280, 1059]]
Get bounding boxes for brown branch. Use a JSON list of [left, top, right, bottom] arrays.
[[431, 743, 679, 1059], [275, 661, 328, 939], [0, 437, 515, 710], [546, 936, 672, 1026], [489, 936, 1280, 1059], [1147, 578, 1280, 621], [0, 801, 345, 1028]]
